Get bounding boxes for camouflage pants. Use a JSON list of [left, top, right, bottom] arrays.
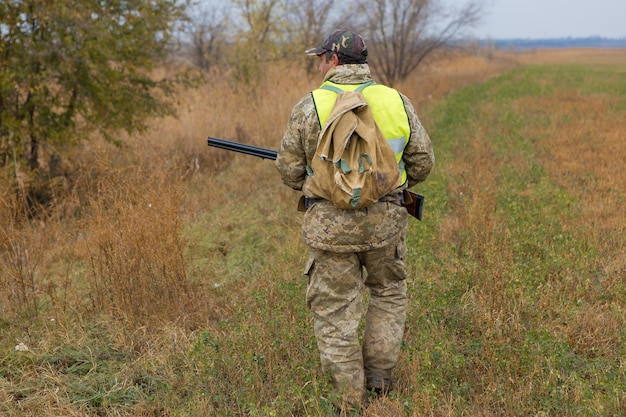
[[304, 238, 408, 405]]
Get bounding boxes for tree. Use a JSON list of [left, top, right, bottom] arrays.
[[283, 0, 337, 51], [352, 0, 483, 86], [0, 0, 188, 213], [187, 2, 230, 70], [228, 0, 284, 83], [281, 0, 340, 71]]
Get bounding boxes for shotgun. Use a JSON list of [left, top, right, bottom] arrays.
[[207, 137, 424, 220]]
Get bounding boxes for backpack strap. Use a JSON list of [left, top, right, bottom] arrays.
[[319, 84, 344, 94], [355, 80, 376, 92], [319, 80, 376, 94]]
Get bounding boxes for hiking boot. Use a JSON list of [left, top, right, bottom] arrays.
[[366, 377, 393, 396]]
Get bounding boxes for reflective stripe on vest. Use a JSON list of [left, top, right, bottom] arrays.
[[311, 81, 411, 184]]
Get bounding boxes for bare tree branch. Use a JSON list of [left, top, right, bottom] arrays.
[[189, 4, 230, 70], [283, 0, 336, 50], [353, 0, 483, 86]]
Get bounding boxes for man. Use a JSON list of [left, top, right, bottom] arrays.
[[275, 30, 434, 410]]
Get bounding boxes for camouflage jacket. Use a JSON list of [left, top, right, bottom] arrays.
[[275, 64, 434, 252]]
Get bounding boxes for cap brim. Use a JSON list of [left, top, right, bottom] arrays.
[[305, 47, 325, 56]]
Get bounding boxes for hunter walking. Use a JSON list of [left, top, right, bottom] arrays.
[[275, 30, 434, 412]]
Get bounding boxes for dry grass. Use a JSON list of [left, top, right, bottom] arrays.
[[1, 48, 625, 416], [515, 48, 626, 66], [519, 87, 626, 362], [405, 50, 521, 107], [409, 49, 626, 414]]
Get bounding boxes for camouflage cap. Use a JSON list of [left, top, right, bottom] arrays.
[[305, 30, 368, 61]]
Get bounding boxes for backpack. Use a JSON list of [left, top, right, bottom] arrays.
[[306, 82, 403, 209]]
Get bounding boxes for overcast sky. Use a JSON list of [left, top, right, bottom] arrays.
[[461, 0, 626, 39]]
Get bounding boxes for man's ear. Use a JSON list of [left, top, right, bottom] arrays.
[[331, 53, 340, 66]]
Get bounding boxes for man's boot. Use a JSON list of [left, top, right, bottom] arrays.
[[366, 377, 393, 396]]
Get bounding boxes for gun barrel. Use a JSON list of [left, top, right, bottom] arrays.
[[207, 136, 424, 220], [207, 137, 277, 160]]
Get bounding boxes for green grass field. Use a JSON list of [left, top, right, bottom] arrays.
[[1, 54, 625, 416]]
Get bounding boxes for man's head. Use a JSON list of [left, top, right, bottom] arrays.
[[305, 30, 368, 65]]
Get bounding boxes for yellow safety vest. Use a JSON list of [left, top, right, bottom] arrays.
[[311, 81, 411, 184]]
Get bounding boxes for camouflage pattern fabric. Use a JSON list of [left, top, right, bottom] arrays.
[[302, 199, 407, 252], [276, 64, 434, 251], [275, 63, 434, 408], [304, 238, 408, 406], [305, 30, 368, 61]]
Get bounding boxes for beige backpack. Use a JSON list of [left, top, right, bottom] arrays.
[[306, 82, 403, 209]]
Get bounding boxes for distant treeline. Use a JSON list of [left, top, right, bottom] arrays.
[[480, 36, 626, 49]]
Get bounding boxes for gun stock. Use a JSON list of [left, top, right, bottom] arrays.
[[402, 190, 424, 221], [207, 137, 423, 220]]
